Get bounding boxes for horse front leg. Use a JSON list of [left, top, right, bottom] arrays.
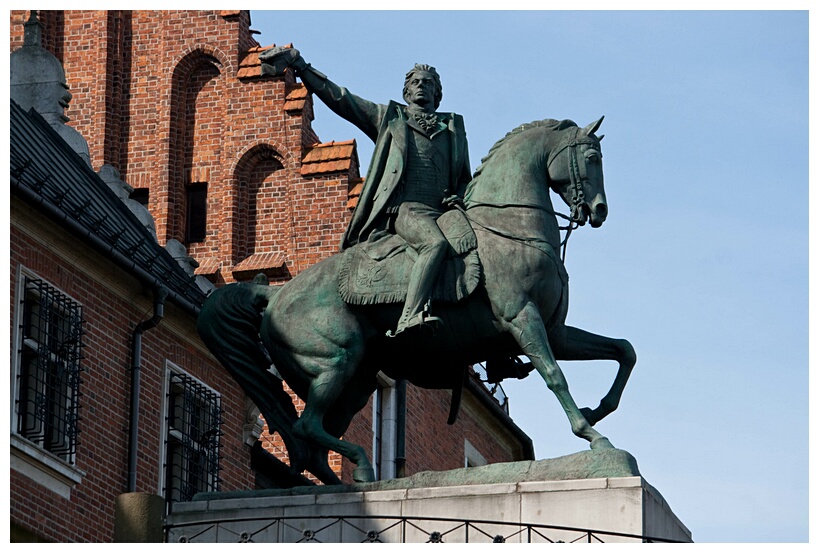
[[551, 325, 636, 426], [505, 302, 614, 450]]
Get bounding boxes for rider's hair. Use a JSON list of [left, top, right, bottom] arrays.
[[403, 64, 443, 110]]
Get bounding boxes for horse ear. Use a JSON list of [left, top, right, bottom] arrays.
[[598, 134, 604, 141], [583, 116, 605, 136]]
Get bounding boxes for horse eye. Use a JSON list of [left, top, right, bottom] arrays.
[[585, 151, 600, 163]]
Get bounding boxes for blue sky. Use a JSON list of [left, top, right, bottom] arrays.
[[250, 7, 810, 543]]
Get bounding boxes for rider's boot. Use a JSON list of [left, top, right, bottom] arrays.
[[387, 301, 442, 337]]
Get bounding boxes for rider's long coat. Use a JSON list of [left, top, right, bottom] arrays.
[[316, 89, 472, 250]]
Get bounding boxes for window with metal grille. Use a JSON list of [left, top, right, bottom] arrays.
[[185, 183, 208, 243], [163, 369, 222, 509], [15, 276, 84, 463]]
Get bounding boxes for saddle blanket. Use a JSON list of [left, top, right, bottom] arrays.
[[339, 209, 482, 306]]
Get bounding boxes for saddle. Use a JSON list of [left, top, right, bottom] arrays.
[[339, 209, 481, 306]]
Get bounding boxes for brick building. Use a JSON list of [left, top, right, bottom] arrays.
[[9, 10, 533, 542]]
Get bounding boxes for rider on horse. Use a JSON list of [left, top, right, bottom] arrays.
[[261, 47, 473, 337]]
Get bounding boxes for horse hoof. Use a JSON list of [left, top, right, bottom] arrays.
[[580, 407, 597, 426], [353, 467, 376, 483], [590, 437, 614, 450]]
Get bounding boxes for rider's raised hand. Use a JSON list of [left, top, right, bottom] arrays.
[[259, 46, 306, 76]]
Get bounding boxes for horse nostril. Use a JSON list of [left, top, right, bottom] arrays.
[[596, 204, 608, 218]]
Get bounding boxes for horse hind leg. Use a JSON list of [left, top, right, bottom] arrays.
[[303, 446, 339, 485], [301, 366, 378, 484], [322, 366, 380, 480], [290, 349, 377, 483], [505, 302, 614, 450], [551, 325, 636, 426]]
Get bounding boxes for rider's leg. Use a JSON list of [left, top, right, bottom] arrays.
[[392, 201, 447, 335]]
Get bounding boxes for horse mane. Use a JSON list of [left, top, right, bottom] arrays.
[[470, 118, 578, 184]]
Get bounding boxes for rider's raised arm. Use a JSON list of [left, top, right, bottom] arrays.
[[297, 64, 387, 143], [260, 46, 385, 142]]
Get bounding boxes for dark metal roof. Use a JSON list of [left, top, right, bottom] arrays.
[[10, 99, 207, 313]]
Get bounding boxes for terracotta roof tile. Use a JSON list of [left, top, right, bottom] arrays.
[[287, 85, 308, 100], [194, 258, 221, 276], [283, 84, 308, 112], [301, 140, 358, 177], [238, 43, 293, 79], [237, 45, 265, 79], [232, 252, 286, 278], [347, 178, 364, 210], [349, 180, 364, 196]]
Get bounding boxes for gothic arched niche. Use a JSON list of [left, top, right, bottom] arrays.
[[232, 145, 290, 280], [168, 50, 224, 250]]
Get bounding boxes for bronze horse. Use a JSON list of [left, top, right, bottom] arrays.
[[198, 117, 635, 484]]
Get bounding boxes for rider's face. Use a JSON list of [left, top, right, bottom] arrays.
[[406, 72, 436, 110]]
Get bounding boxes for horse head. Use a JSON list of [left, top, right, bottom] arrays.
[[546, 117, 608, 228]]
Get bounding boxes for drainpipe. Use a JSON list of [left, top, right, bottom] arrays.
[[395, 379, 407, 478], [128, 287, 168, 493]]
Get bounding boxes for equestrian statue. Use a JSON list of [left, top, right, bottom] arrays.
[[197, 47, 636, 484]]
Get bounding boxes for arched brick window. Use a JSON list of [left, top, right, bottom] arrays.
[[232, 146, 291, 281], [168, 51, 223, 251]]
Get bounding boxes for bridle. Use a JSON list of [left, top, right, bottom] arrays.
[[465, 127, 600, 262], [546, 127, 600, 225]]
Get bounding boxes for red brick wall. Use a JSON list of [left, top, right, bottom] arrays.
[[10, 203, 256, 542], [338, 385, 524, 483], [10, 10, 529, 502], [404, 385, 521, 473], [10, 9, 348, 281]]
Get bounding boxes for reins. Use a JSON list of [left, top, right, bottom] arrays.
[[463, 202, 578, 262], [462, 125, 598, 262]]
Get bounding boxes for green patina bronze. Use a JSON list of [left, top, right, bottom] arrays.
[[198, 49, 635, 484]]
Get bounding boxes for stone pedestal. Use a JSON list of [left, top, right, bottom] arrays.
[[166, 450, 691, 543], [115, 492, 165, 543]]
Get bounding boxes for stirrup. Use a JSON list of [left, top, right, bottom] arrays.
[[386, 311, 442, 338], [419, 300, 441, 332], [419, 313, 442, 334]]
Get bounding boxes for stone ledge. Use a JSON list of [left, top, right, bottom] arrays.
[[406, 482, 517, 500], [11, 434, 85, 499], [171, 450, 691, 543], [194, 448, 641, 503], [315, 491, 365, 505], [517, 477, 609, 494]]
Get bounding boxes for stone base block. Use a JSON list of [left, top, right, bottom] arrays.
[[166, 450, 691, 543], [115, 492, 165, 543]]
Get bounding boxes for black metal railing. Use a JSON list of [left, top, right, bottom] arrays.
[[166, 514, 684, 543]]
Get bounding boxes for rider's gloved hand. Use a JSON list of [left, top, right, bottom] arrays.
[[259, 46, 307, 76], [442, 195, 464, 210]]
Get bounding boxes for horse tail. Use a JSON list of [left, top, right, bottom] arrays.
[[197, 282, 310, 476]]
